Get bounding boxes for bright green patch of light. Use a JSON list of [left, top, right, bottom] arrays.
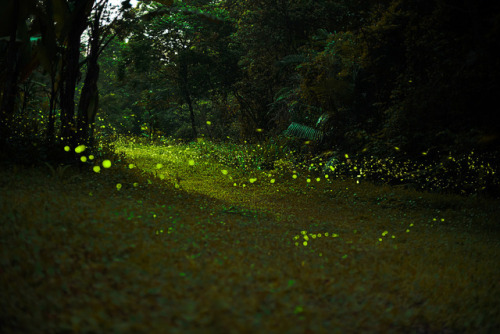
[[156, 163, 163, 169], [249, 178, 257, 183], [102, 160, 112, 168], [80, 156, 87, 162], [129, 163, 135, 169], [221, 170, 228, 175], [93, 166, 101, 173], [116, 183, 122, 190], [188, 159, 195, 166], [64, 146, 70, 152]]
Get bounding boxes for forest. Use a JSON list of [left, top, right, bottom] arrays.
[[1, 0, 500, 333]]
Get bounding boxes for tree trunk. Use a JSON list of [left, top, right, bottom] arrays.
[[186, 91, 197, 139], [59, 0, 95, 148], [179, 62, 197, 138], [59, 28, 83, 148], [0, 0, 20, 148], [46, 78, 57, 144], [77, 61, 100, 146]]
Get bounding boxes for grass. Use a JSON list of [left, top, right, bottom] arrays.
[[1, 136, 499, 333]]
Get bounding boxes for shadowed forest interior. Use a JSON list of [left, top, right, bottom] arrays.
[[1, 0, 500, 333]]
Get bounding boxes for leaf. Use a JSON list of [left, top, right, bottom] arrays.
[[283, 122, 324, 141]]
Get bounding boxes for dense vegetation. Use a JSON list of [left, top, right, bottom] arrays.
[[1, 0, 500, 333]]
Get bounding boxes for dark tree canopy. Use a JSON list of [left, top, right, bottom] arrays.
[[1, 0, 499, 164]]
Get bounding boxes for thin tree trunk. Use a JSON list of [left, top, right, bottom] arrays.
[[46, 78, 57, 144], [186, 91, 197, 139], [59, 28, 82, 148], [0, 0, 20, 148], [59, 0, 95, 148], [180, 62, 197, 138]]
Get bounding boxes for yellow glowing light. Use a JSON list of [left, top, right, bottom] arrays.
[[75, 145, 86, 153], [270, 179, 275, 184], [64, 146, 70, 152], [256, 128, 263, 132], [206, 121, 211, 125], [188, 159, 195, 166], [293, 174, 298, 179], [89, 155, 94, 160], [133, 182, 139, 187], [129, 163, 135, 169], [303, 241, 308, 246], [102, 160, 112, 168], [80, 156, 87, 162], [93, 166, 101, 173], [116, 183, 122, 190], [306, 178, 311, 183], [222, 170, 228, 175], [345, 154, 349, 159], [249, 178, 257, 183], [382, 231, 388, 236], [156, 163, 163, 169]]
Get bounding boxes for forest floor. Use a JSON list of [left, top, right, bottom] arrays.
[[1, 139, 500, 333]]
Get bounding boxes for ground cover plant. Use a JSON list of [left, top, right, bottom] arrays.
[[1, 137, 500, 333]]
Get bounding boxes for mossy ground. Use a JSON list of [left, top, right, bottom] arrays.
[[1, 138, 499, 333]]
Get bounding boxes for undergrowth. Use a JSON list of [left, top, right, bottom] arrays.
[[1, 136, 499, 333]]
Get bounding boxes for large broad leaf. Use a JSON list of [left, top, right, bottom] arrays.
[[283, 122, 324, 142]]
